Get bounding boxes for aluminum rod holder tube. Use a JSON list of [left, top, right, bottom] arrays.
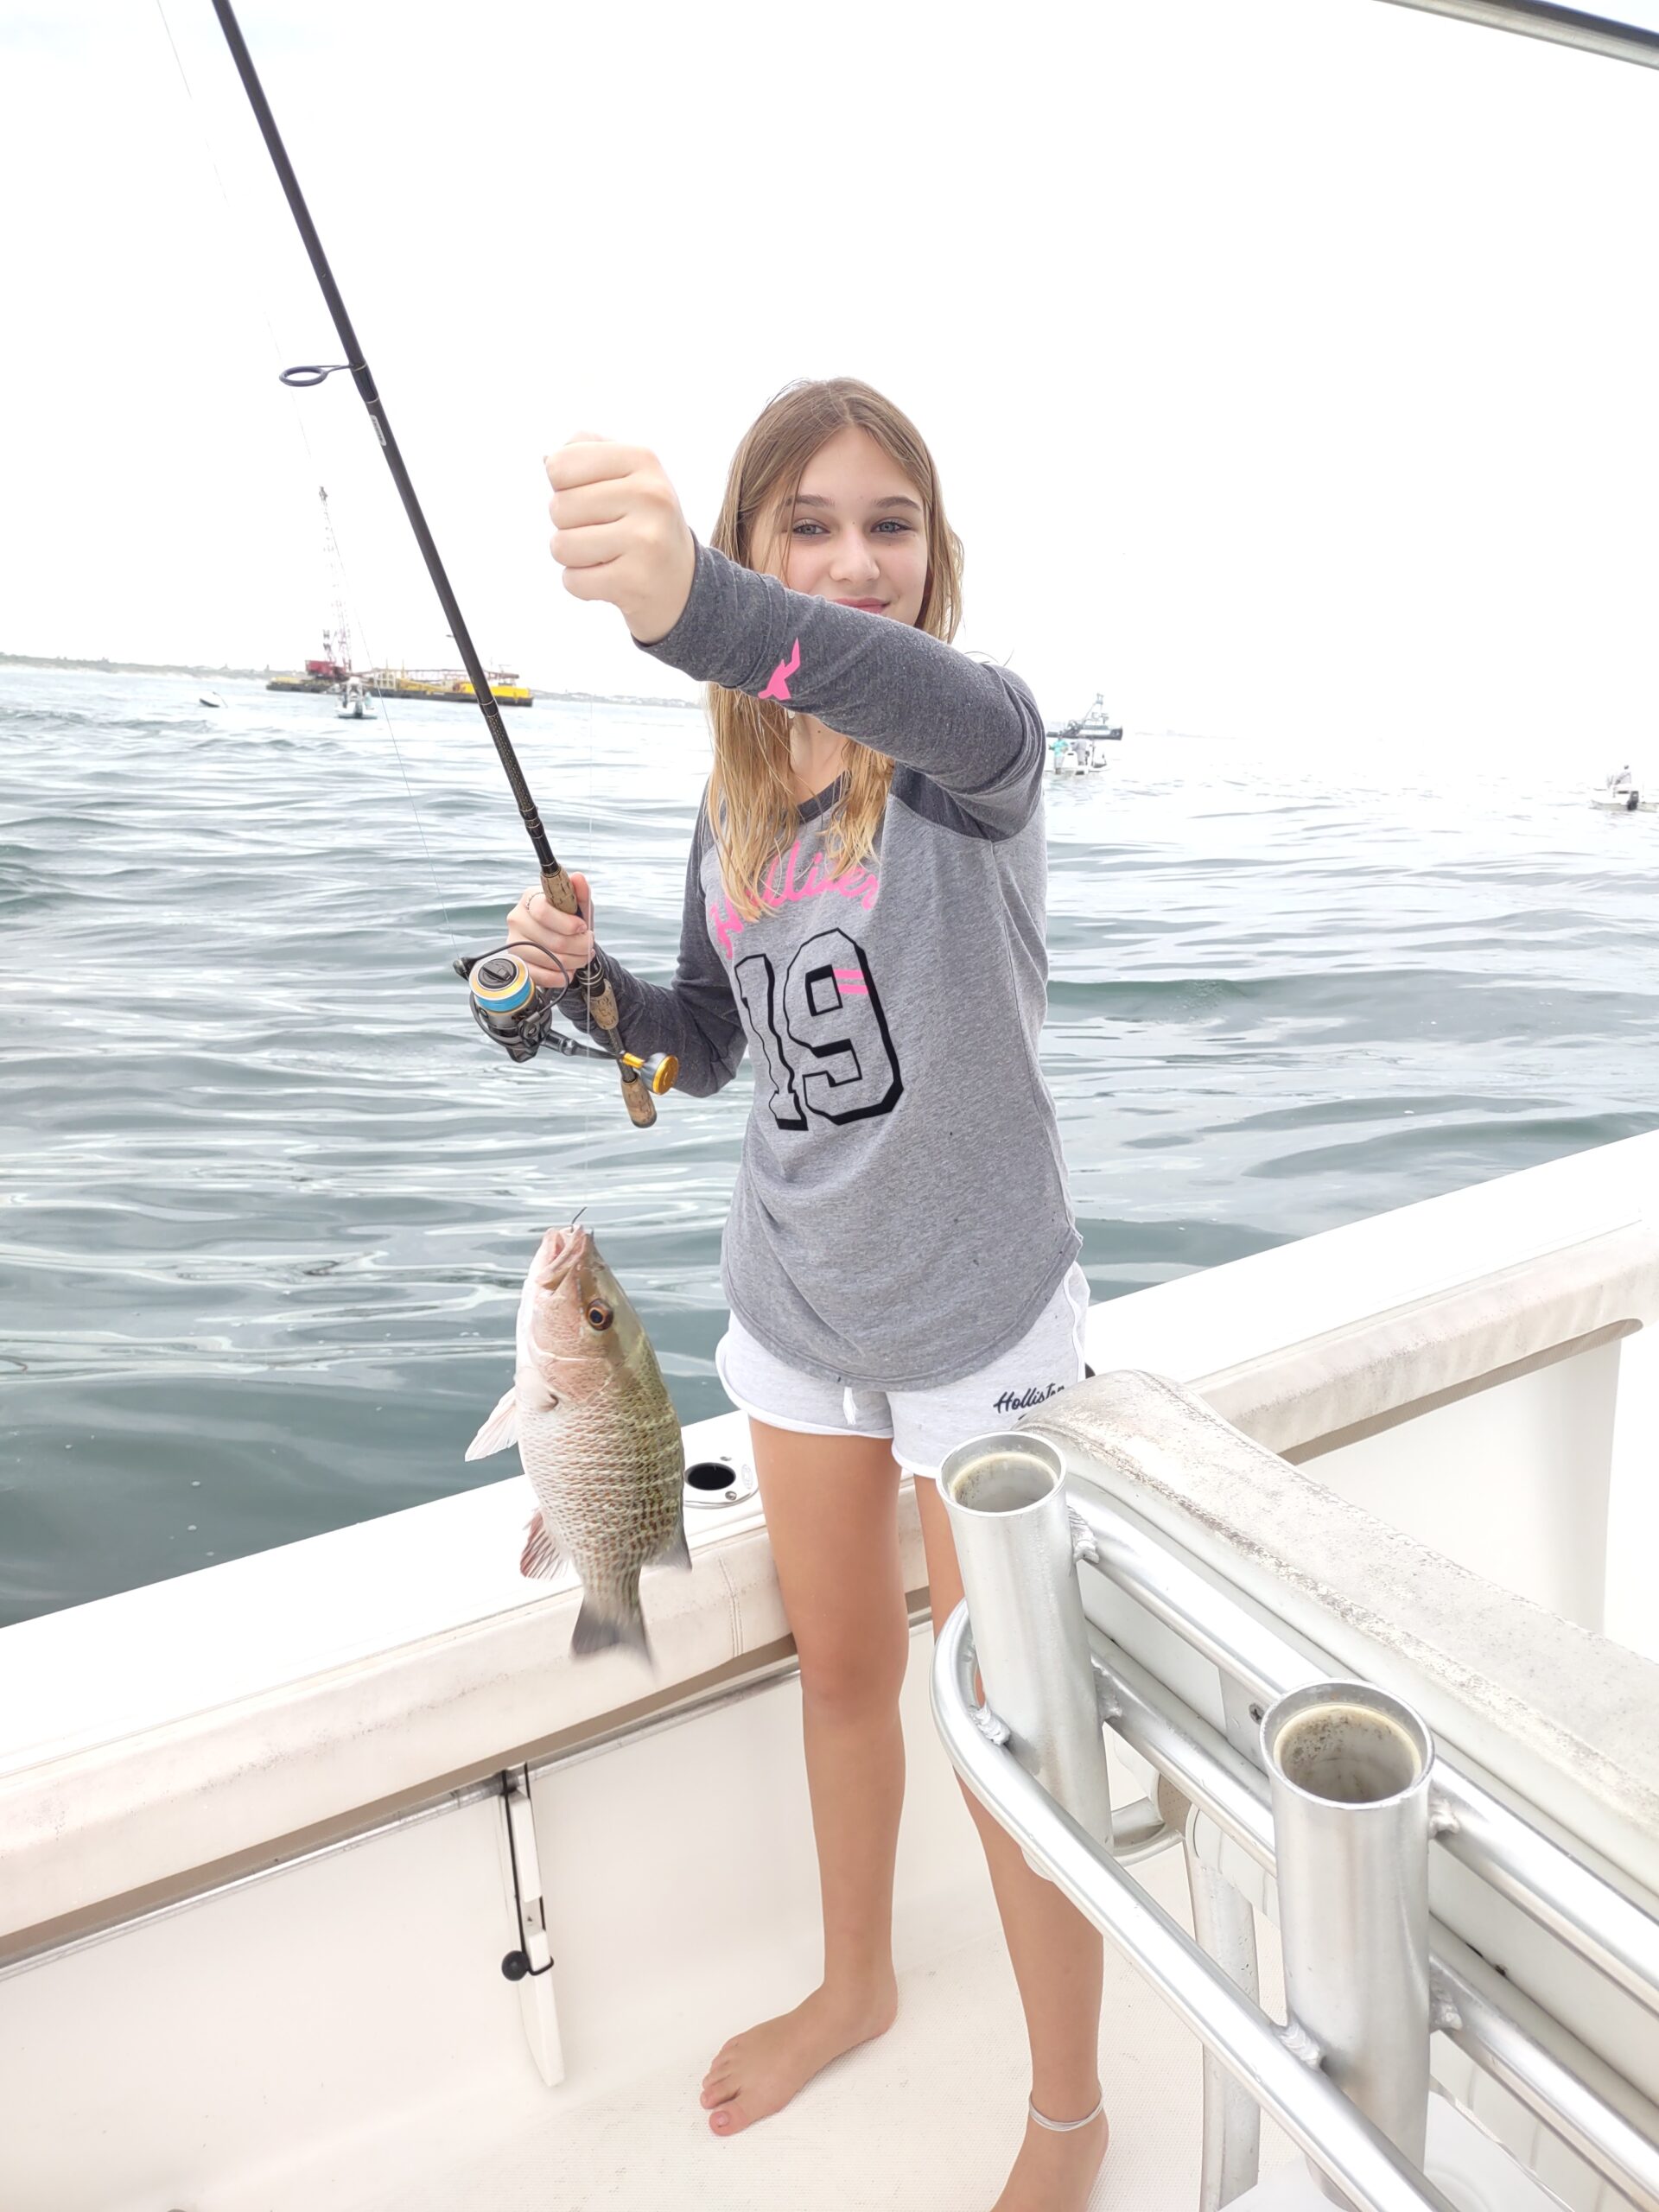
[[931, 1611, 1457, 2212], [1263, 1681, 1434, 2207], [939, 1432, 1115, 1845]]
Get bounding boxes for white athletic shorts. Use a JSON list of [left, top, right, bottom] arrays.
[[715, 1262, 1091, 1482]]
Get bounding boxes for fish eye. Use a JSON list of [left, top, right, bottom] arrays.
[[585, 1300, 613, 1332]]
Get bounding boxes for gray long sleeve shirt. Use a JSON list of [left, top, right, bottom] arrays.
[[563, 537, 1078, 1391]]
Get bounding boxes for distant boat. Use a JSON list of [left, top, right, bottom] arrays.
[[1592, 766, 1657, 813], [1049, 693, 1123, 743], [270, 664, 532, 706], [199, 690, 225, 709], [1051, 734, 1111, 776], [1047, 693, 1122, 773], [337, 677, 371, 721]]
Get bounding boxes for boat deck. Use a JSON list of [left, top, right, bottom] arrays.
[[208, 1826, 1300, 2212]]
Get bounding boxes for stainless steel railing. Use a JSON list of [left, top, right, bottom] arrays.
[[1069, 1487, 1659, 2025], [934, 1429, 1659, 2212], [1090, 1618, 1659, 2212], [933, 1606, 1458, 2212]]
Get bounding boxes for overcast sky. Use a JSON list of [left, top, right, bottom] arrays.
[[4, 0, 1658, 756]]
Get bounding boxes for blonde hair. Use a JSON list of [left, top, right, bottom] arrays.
[[706, 377, 965, 921]]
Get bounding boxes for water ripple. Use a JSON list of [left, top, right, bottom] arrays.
[[3, 664, 1657, 1622]]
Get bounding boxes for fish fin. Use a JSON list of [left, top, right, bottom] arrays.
[[518, 1511, 564, 1582], [465, 1389, 519, 1461], [569, 1573, 652, 1666], [656, 1517, 693, 1573]]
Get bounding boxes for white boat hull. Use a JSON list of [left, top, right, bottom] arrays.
[[3, 1135, 1658, 2209]]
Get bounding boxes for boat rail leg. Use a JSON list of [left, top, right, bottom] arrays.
[[1160, 1777, 1265, 2210]]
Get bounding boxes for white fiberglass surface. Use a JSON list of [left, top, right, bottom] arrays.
[[1605, 1319, 1659, 1661], [0, 1405, 756, 1776], [262, 1846, 1301, 2212], [5, 1603, 1571, 2211], [6, 1135, 1656, 1789], [1298, 1343, 1621, 1636], [0, 1622, 1295, 2212], [1084, 1138, 1657, 1391]]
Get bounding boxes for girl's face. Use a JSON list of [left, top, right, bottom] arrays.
[[759, 425, 930, 628]]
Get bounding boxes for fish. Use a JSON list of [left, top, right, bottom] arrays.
[[467, 1224, 689, 1662]]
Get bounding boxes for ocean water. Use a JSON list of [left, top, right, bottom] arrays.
[[3, 664, 1656, 1628]]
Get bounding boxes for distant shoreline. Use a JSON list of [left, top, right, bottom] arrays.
[[0, 651, 696, 713]]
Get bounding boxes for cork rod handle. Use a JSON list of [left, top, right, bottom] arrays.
[[539, 867, 652, 1124]]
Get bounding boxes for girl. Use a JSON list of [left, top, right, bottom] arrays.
[[512, 379, 1105, 2212]]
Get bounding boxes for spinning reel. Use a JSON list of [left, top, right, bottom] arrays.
[[454, 945, 679, 1096]]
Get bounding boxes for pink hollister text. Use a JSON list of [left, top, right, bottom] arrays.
[[709, 839, 880, 959]]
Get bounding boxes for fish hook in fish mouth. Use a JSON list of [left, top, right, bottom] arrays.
[[540, 1206, 587, 1276], [538, 1221, 591, 1291]]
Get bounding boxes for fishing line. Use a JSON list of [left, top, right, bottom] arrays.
[[583, 692, 620, 1228], [150, 0, 460, 960], [168, 0, 668, 1124], [312, 488, 461, 961]]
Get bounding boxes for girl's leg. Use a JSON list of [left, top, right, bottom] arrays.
[[701, 1419, 910, 2138], [914, 1474, 1109, 2212]]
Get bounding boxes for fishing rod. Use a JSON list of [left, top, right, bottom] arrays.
[[207, 0, 671, 1126], [1374, 0, 1659, 71]]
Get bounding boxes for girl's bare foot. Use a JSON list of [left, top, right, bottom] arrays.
[[992, 2101, 1109, 2212], [699, 1978, 899, 2137]]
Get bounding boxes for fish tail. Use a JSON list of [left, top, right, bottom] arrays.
[[570, 1569, 652, 1665]]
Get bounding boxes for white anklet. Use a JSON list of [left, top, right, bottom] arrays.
[[1028, 2091, 1104, 2133]]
